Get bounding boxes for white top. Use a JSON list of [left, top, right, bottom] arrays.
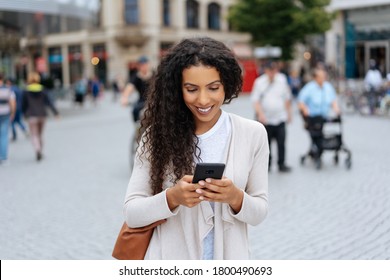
[[196, 110, 231, 259], [364, 69, 383, 91], [251, 73, 291, 125], [197, 110, 231, 163]]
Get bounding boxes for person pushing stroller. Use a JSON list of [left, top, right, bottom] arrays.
[[297, 66, 341, 168]]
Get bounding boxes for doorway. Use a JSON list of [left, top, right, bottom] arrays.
[[365, 41, 389, 77]]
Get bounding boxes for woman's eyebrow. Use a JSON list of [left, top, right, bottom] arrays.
[[183, 82, 198, 87], [183, 80, 221, 87], [206, 80, 222, 86]]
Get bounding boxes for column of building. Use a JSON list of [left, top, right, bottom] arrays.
[[61, 44, 70, 87], [82, 38, 93, 81], [220, 3, 229, 32], [173, 0, 186, 39], [142, 0, 161, 67], [103, 0, 127, 85], [199, 0, 207, 31]]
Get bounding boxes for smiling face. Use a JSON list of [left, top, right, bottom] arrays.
[[182, 64, 225, 135]]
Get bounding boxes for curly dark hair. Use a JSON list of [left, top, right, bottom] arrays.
[[140, 36, 243, 194]]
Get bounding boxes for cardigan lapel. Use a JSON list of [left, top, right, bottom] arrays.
[[198, 201, 214, 242], [221, 113, 236, 228]]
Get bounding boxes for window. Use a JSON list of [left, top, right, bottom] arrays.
[[163, 0, 171, 26], [208, 3, 220, 30], [46, 15, 61, 34], [186, 0, 199, 28], [48, 47, 63, 83], [124, 0, 139, 25], [66, 17, 83, 32]]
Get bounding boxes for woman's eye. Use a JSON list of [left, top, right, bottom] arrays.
[[209, 87, 220, 91], [186, 88, 197, 93]]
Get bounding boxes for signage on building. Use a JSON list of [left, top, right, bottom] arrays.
[[49, 54, 62, 64]]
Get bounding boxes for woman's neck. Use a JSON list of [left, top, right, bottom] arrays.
[[195, 109, 222, 135]]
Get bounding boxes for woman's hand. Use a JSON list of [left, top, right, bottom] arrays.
[[196, 177, 244, 214], [166, 175, 202, 210]]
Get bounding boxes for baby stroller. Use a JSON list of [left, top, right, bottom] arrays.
[[300, 115, 352, 170]]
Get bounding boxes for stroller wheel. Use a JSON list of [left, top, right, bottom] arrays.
[[334, 154, 339, 165], [300, 156, 306, 165], [345, 158, 352, 169]]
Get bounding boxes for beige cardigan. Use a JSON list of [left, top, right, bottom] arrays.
[[124, 112, 269, 259]]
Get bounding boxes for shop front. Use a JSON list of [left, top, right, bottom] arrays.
[[344, 5, 390, 78]]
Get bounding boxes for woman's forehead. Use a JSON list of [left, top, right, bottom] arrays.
[[182, 65, 220, 85]]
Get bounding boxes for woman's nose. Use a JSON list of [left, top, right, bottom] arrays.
[[197, 89, 210, 105]]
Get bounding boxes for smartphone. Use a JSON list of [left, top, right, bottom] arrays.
[[192, 163, 225, 183]]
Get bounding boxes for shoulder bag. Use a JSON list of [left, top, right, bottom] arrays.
[[112, 219, 166, 260]]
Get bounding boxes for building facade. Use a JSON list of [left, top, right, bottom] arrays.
[[89, 0, 251, 87], [0, 0, 98, 84], [326, 0, 390, 79], [2, 0, 251, 88]]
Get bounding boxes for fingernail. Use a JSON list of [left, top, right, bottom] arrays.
[[196, 189, 202, 194], [199, 196, 204, 200], [206, 178, 211, 183], [198, 181, 205, 186]]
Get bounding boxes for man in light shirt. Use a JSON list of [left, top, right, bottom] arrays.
[[251, 61, 292, 172], [364, 59, 383, 115], [364, 59, 383, 92]]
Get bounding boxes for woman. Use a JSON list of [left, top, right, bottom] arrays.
[[22, 72, 59, 161], [124, 37, 269, 259]]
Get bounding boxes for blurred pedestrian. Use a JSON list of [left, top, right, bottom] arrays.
[[364, 59, 383, 114], [297, 66, 340, 165], [298, 66, 340, 118], [0, 73, 16, 165], [6, 78, 28, 141], [90, 76, 102, 105], [73, 76, 88, 107], [120, 55, 153, 122], [251, 61, 293, 172], [123, 37, 269, 259], [364, 59, 383, 93], [288, 69, 302, 99], [22, 72, 59, 161]]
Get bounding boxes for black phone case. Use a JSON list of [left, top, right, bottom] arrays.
[[192, 163, 225, 183]]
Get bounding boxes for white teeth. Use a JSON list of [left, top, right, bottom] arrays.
[[198, 107, 212, 113]]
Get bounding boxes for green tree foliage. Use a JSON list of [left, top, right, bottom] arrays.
[[229, 0, 334, 60]]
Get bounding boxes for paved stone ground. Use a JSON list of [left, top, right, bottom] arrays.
[[1, 92, 389, 260]]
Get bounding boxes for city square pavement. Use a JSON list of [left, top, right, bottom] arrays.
[[1, 91, 389, 260]]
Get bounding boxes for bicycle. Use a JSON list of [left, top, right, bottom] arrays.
[[339, 79, 370, 115]]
